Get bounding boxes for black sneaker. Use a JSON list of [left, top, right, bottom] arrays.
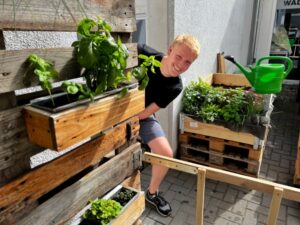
[[145, 190, 172, 217]]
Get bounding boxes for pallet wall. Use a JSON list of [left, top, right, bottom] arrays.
[[0, 1, 142, 224]]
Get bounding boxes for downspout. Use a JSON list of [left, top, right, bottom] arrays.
[[247, 0, 262, 64]]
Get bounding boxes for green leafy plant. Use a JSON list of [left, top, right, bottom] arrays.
[[64, 17, 161, 100], [83, 199, 123, 225], [112, 187, 136, 206], [26, 54, 59, 106], [130, 54, 161, 90], [182, 80, 264, 125], [25, 17, 161, 106]]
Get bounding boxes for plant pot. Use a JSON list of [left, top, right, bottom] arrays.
[[23, 86, 145, 151], [67, 185, 145, 225]]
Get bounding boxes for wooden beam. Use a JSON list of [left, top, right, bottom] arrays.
[[142, 152, 300, 202], [0, 118, 139, 223], [267, 187, 283, 225], [0, 43, 137, 94], [15, 143, 142, 225], [0, 0, 136, 32], [195, 168, 206, 225]]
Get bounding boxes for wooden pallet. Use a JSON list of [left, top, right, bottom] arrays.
[[294, 132, 300, 185], [180, 113, 267, 150], [179, 132, 265, 177]]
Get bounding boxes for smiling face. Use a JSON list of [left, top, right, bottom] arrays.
[[161, 43, 198, 77]]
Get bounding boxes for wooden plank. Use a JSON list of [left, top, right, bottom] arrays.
[[143, 152, 300, 202], [0, 0, 136, 32], [0, 92, 17, 110], [0, 43, 138, 93], [212, 73, 251, 87], [0, 106, 41, 184], [23, 88, 144, 150], [195, 168, 206, 225], [0, 118, 140, 224], [181, 114, 258, 147], [294, 132, 300, 185], [267, 187, 283, 225], [111, 191, 145, 225], [14, 143, 142, 225]]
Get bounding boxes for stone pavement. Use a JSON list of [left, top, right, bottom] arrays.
[[140, 103, 300, 224]]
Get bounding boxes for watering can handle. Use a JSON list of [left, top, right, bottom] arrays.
[[256, 56, 293, 78]]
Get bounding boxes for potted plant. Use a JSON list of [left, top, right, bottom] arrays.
[[26, 17, 160, 113], [23, 17, 160, 151], [68, 185, 144, 225], [180, 73, 273, 149]]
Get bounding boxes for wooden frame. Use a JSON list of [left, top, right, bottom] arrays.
[[143, 152, 300, 225]]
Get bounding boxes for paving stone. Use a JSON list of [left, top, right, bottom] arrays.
[[169, 183, 190, 195], [287, 206, 300, 217], [213, 216, 240, 225], [247, 201, 269, 215], [223, 188, 238, 203], [142, 217, 163, 225], [287, 215, 300, 225], [231, 199, 247, 216], [238, 192, 261, 204], [218, 209, 243, 224], [242, 209, 259, 225], [279, 158, 290, 169], [169, 210, 189, 225]]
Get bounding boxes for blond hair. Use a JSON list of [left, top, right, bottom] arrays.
[[171, 34, 200, 56]]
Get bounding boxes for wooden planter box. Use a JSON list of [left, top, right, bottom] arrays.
[[23, 87, 144, 151], [179, 73, 273, 176], [180, 73, 273, 149], [68, 185, 145, 225]]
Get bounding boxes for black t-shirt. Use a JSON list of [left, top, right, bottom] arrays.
[[137, 44, 183, 108]]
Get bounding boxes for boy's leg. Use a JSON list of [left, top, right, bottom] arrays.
[[147, 136, 173, 193]]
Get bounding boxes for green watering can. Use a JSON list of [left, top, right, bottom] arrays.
[[224, 55, 294, 94]]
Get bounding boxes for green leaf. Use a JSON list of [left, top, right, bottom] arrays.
[[77, 18, 96, 37], [117, 87, 128, 98]]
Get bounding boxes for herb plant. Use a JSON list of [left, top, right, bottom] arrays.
[[83, 199, 122, 225], [63, 17, 161, 100], [25, 17, 161, 105], [182, 80, 264, 125], [26, 54, 59, 106], [112, 187, 136, 206]]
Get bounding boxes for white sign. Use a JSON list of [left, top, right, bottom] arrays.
[[277, 0, 300, 9]]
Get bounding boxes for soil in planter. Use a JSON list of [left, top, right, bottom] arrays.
[[111, 187, 137, 206]]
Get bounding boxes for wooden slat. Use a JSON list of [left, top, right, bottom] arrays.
[[195, 168, 206, 225], [15, 143, 142, 225], [267, 187, 283, 225], [143, 152, 300, 202], [212, 73, 251, 87], [0, 43, 138, 94], [0, 118, 139, 224], [0, 0, 136, 32], [111, 191, 145, 225], [181, 114, 259, 147], [0, 106, 41, 184]]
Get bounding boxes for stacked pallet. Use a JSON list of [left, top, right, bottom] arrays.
[[0, 1, 145, 224], [178, 74, 272, 177], [294, 132, 300, 185]]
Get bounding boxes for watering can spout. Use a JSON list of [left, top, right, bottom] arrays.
[[224, 55, 254, 85]]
